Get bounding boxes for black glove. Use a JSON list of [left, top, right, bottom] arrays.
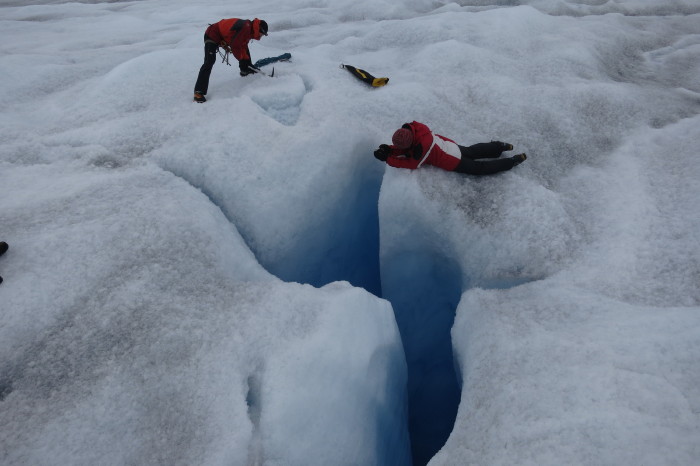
[[374, 144, 390, 161], [239, 59, 254, 76]]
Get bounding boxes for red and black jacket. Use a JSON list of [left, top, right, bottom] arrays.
[[205, 18, 264, 61], [385, 121, 462, 171]]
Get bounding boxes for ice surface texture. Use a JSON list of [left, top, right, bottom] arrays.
[[1, 0, 699, 465]]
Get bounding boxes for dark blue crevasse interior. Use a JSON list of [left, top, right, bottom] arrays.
[[263, 163, 383, 297], [260, 163, 462, 465], [381, 251, 462, 466], [199, 153, 462, 464]]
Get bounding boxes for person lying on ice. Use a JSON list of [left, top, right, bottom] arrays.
[[193, 18, 268, 103], [374, 121, 526, 175]]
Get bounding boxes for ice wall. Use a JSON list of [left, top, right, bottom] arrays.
[[0, 164, 411, 466]]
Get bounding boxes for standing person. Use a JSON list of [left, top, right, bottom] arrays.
[[193, 18, 268, 103], [0, 241, 7, 285], [374, 121, 526, 175]]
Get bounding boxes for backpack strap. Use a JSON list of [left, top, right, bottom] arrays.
[[417, 133, 437, 168]]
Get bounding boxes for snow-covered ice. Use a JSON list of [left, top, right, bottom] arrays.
[[1, 0, 699, 465]]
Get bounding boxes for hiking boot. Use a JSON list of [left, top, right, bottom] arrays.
[[0, 240, 6, 283], [512, 153, 527, 166], [193, 92, 206, 103], [493, 141, 514, 152]]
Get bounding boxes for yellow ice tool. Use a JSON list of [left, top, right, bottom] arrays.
[[341, 64, 389, 87]]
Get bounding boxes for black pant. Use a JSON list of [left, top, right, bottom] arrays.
[[454, 142, 515, 175], [194, 34, 218, 95]]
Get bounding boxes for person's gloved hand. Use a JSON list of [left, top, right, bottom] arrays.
[[239, 59, 254, 76], [374, 144, 390, 161]]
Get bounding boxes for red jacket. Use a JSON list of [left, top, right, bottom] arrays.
[[385, 121, 462, 171], [206, 18, 262, 61]]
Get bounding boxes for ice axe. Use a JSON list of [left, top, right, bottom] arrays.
[[247, 65, 275, 77]]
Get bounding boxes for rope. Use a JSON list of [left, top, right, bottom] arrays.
[[207, 39, 232, 66], [218, 46, 231, 66]]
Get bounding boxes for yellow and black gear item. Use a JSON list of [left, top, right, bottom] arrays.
[[341, 64, 389, 87]]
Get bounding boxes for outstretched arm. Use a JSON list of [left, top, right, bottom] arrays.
[[374, 144, 421, 169], [385, 155, 420, 169]]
